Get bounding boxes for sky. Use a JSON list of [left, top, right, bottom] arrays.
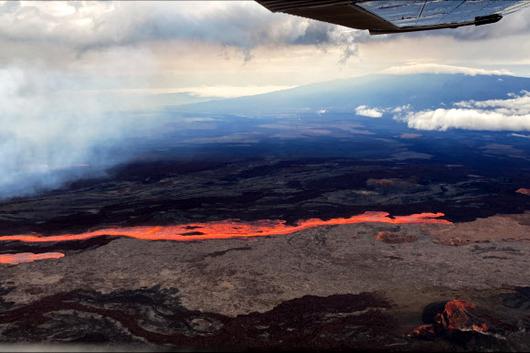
[[1, 0, 530, 101], [1, 0, 530, 198]]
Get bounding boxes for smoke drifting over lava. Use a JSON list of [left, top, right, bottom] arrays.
[[0, 65, 163, 199]]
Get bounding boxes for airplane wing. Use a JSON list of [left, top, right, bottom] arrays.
[[256, 0, 530, 34]]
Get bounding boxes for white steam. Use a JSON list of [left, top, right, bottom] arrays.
[[0, 66, 154, 199]]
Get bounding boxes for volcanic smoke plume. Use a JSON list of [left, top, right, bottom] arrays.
[[0, 65, 163, 199]]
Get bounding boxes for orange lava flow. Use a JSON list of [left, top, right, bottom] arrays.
[[0, 212, 450, 244], [0, 252, 65, 265]]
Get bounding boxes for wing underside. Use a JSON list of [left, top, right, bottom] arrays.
[[257, 0, 530, 34]]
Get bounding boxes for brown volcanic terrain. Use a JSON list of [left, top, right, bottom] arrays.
[[426, 212, 530, 246], [5, 219, 530, 316], [1, 155, 530, 351], [3, 214, 530, 350]]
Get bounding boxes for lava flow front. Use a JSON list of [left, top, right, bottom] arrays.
[[0, 211, 450, 245], [0, 252, 65, 265]]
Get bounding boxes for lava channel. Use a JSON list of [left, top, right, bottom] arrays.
[[0, 211, 450, 244]]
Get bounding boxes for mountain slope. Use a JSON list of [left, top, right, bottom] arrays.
[[175, 73, 530, 115]]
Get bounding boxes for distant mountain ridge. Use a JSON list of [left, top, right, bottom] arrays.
[[175, 73, 530, 115]]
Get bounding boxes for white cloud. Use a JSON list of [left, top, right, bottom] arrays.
[[103, 85, 295, 98], [407, 108, 530, 131], [382, 63, 514, 76], [178, 85, 295, 98], [355, 105, 384, 118], [392, 104, 412, 113], [454, 90, 530, 115], [404, 91, 530, 132], [0, 1, 366, 62]]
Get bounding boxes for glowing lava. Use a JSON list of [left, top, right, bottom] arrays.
[[0, 212, 450, 244], [516, 188, 530, 196], [0, 252, 64, 265], [410, 299, 496, 341]]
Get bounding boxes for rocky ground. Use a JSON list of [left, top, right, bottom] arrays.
[[2, 157, 530, 236], [2, 216, 530, 351], [2, 155, 530, 351]]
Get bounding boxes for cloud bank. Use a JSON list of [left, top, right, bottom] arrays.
[[1, 1, 528, 51], [0, 1, 367, 62], [383, 63, 514, 77], [404, 91, 530, 132]]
